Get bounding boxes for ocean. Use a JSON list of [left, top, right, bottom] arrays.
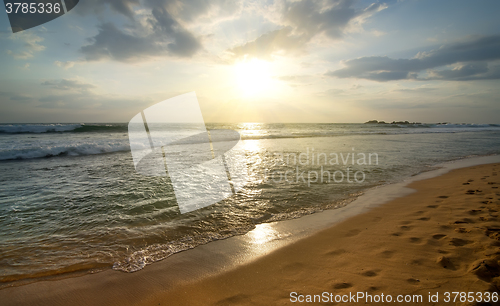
[[1, 122, 500, 285]]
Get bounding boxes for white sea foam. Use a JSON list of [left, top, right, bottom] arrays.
[[0, 122, 499, 160], [0, 124, 82, 134], [0, 140, 131, 160]]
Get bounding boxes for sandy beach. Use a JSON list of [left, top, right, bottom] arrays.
[[2, 0, 500, 304], [1, 161, 500, 305], [154, 162, 500, 305]]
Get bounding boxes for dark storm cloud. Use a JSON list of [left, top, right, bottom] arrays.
[[151, 7, 201, 56], [81, 23, 159, 61], [229, 0, 386, 59], [284, 0, 355, 39], [80, 12, 201, 61], [327, 35, 500, 81], [145, 0, 241, 23], [428, 63, 500, 81], [76, 0, 140, 19], [79, 0, 238, 61]]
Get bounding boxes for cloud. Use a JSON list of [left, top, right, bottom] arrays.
[[81, 23, 159, 61], [275, 74, 314, 87], [228, 0, 386, 59], [76, 0, 140, 19], [54, 61, 76, 69], [145, 0, 242, 24], [282, 0, 383, 39], [428, 62, 500, 81], [19, 63, 30, 70], [35, 91, 153, 111], [79, 0, 382, 62], [6, 32, 45, 59], [393, 87, 438, 93], [150, 7, 202, 56], [229, 27, 307, 59], [327, 35, 500, 81], [77, 0, 245, 62], [0, 91, 32, 102], [80, 7, 202, 61], [41, 79, 96, 93], [9, 93, 32, 101], [319, 83, 364, 96], [77, 0, 243, 25]]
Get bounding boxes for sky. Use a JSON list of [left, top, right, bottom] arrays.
[[0, 0, 500, 123]]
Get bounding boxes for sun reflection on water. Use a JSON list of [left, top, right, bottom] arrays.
[[248, 223, 280, 245]]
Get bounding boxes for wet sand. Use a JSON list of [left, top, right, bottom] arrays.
[[146, 163, 500, 305], [1, 161, 500, 305]]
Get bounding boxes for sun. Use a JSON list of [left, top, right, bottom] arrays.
[[234, 59, 273, 98]]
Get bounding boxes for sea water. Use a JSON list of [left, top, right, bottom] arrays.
[[0, 122, 499, 283]]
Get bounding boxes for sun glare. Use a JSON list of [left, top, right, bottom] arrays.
[[234, 59, 273, 98]]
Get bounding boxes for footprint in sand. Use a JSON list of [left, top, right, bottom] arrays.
[[454, 218, 474, 224], [437, 195, 449, 199], [282, 262, 306, 271], [361, 270, 378, 277], [345, 229, 361, 237], [406, 278, 420, 284], [437, 256, 456, 270], [409, 237, 422, 243], [466, 189, 482, 195], [427, 205, 439, 208], [432, 234, 447, 240], [418, 217, 430, 221], [468, 209, 482, 215], [333, 282, 353, 289], [215, 294, 251, 306], [391, 232, 403, 237], [479, 216, 496, 222], [469, 259, 500, 282], [400, 225, 412, 231], [484, 228, 500, 240], [410, 259, 424, 265], [379, 250, 395, 258], [449, 238, 471, 246], [325, 249, 347, 256]]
